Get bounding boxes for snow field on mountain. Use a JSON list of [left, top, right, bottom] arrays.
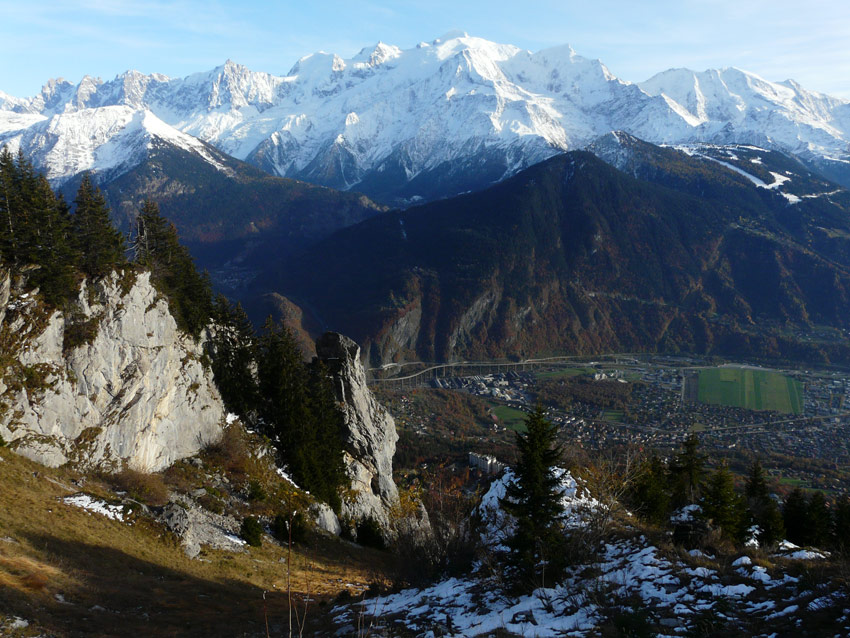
[[1, 33, 848, 194]]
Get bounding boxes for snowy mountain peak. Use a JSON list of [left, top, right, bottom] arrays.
[[2, 33, 849, 199], [352, 42, 402, 68], [434, 29, 469, 43]]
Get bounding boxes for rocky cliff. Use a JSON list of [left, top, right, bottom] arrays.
[[0, 270, 225, 471], [315, 332, 399, 530]]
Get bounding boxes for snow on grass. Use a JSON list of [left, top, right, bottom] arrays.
[[334, 468, 842, 636], [275, 466, 308, 493], [222, 532, 247, 546], [336, 577, 599, 637], [786, 549, 827, 560], [339, 534, 833, 636], [62, 493, 125, 522]]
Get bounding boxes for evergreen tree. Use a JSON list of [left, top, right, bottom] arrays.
[[630, 455, 670, 525], [744, 460, 769, 501], [501, 406, 566, 591], [0, 147, 21, 259], [210, 295, 259, 419], [72, 173, 125, 278], [256, 317, 309, 451], [255, 318, 346, 510], [783, 488, 809, 546], [670, 434, 705, 507], [0, 149, 78, 305], [132, 200, 212, 335], [744, 460, 784, 547], [833, 496, 850, 553], [807, 491, 831, 548], [297, 360, 346, 511], [701, 464, 745, 542]]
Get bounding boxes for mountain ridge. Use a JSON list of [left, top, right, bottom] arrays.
[[2, 33, 849, 203], [265, 137, 850, 366]]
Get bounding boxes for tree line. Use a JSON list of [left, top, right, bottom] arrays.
[[627, 435, 850, 552], [502, 415, 850, 593], [1, 148, 348, 509], [0, 147, 211, 335], [208, 299, 347, 510]]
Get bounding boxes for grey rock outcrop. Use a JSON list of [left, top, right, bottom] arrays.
[[316, 332, 399, 531], [0, 270, 225, 471], [309, 502, 342, 536], [159, 498, 246, 558]]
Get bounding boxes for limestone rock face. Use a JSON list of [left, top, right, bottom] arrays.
[[316, 332, 399, 529], [310, 502, 342, 536], [159, 498, 245, 558], [0, 270, 225, 471]]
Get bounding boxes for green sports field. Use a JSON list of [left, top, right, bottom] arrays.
[[697, 367, 803, 415], [488, 403, 529, 432]]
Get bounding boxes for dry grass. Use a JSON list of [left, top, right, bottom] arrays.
[[201, 425, 251, 477], [0, 551, 63, 595], [0, 447, 393, 637], [105, 467, 170, 506]]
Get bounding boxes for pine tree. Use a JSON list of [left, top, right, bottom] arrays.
[[670, 434, 705, 507], [744, 460, 768, 501], [132, 200, 212, 335], [701, 464, 745, 542], [256, 317, 309, 452], [833, 496, 850, 553], [783, 488, 809, 546], [744, 460, 784, 547], [254, 318, 346, 510], [72, 173, 125, 278], [0, 147, 21, 259], [298, 360, 346, 511], [210, 295, 259, 419], [501, 406, 566, 591], [807, 491, 831, 548], [630, 455, 670, 525], [0, 150, 79, 305]]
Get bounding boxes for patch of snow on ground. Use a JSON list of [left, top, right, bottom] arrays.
[[222, 532, 247, 546], [786, 549, 827, 560], [765, 171, 791, 189], [670, 504, 701, 523], [225, 412, 238, 425], [62, 493, 124, 522], [478, 467, 601, 549], [275, 466, 307, 493]]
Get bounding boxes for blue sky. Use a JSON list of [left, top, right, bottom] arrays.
[[2, 0, 849, 98]]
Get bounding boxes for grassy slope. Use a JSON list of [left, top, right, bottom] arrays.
[[0, 448, 389, 638]]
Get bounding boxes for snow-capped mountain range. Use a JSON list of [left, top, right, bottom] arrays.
[[2, 30, 849, 202]]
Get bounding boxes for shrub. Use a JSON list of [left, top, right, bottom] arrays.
[[247, 479, 267, 502], [62, 317, 100, 353], [0, 434, 6, 447], [110, 468, 169, 506], [356, 516, 386, 550], [240, 516, 263, 547], [272, 511, 308, 545], [202, 426, 249, 476], [198, 494, 225, 515]]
